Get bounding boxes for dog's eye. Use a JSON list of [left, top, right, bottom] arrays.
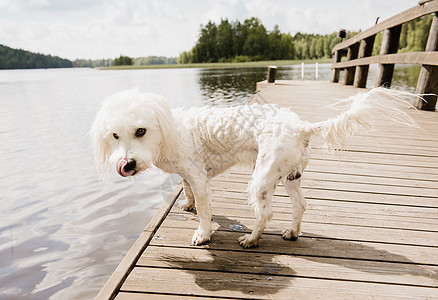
[[135, 128, 147, 138], [113, 133, 119, 140]]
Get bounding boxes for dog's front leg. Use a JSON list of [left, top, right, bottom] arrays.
[[188, 177, 212, 246]]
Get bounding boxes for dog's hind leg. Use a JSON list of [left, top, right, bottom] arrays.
[[238, 183, 275, 248], [179, 179, 195, 211], [282, 171, 307, 240], [238, 157, 278, 248]]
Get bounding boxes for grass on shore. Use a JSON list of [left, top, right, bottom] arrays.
[[100, 59, 332, 70]]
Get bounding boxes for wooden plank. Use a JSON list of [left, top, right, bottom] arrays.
[[150, 227, 438, 265], [310, 149, 438, 169], [211, 175, 438, 197], [208, 191, 438, 217], [343, 137, 438, 149], [225, 160, 438, 183], [216, 170, 438, 189], [307, 158, 438, 179], [116, 293, 223, 299], [139, 246, 438, 288], [343, 43, 359, 85], [211, 179, 438, 199], [354, 36, 375, 88], [121, 267, 438, 299], [332, 51, 438, 68], [375, 24, 400, 88], [172, 204, 438, 233], [417, 12, 438, 110], [201, 194, 438, 221], [215, 188, 438, 208], [96, 183, 183, 300], [330, 49, 342, 82], [162, 211, 438, 247]]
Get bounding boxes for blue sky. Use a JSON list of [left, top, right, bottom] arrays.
[[0, 0, 417, 60]]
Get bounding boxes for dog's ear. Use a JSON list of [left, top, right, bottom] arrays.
[[149, 95, 179, 160], [89, 109, 111, 177]]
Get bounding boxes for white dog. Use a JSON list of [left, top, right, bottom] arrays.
[[90, 88, 418, 248]]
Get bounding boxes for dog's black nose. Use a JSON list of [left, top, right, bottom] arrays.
[[124, 159, 136, 172]]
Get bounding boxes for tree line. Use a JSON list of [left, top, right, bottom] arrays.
[[178, 17, 358, 63], [179, 15, 433, 63], [0, 44, 178, 69], [179, 17, 299, 63], [0, 44, 73, 69], [73, 56, 178, 67]]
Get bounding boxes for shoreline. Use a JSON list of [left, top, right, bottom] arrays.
[[99, 59, 332, 70]]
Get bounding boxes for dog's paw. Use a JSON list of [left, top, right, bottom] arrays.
[[238, 234, 259, 248], [281, 228, 299, 241], [178, 200, 195, 211], [191, 229, 211, 246]]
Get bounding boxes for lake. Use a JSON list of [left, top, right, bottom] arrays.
[[0, 63, 421, 299]]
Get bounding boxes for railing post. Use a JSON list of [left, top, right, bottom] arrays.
[[375, 25, 402, 87], [267, 66, 277, 83], [343, 43, 359, 85], [330, 50, 342, 83], [354, 36, 375, 88], [416, 12, 438, 111]]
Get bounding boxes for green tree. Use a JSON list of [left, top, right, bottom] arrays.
[[114, 55, 133, 66], [242, 17, 268, 59], [232, 21, 247, 57], [268, 25, 282, 60], [216, 19, 234, 61], [192, 21, 219, 63], [178, 51, 193, 64]]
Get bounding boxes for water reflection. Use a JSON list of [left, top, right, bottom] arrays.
[[197, 64, 333, 106], [198, 68, 266, 106], [392, 64, 421, 92]]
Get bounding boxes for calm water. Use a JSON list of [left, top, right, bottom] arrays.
[[0, 63, 420, 299]]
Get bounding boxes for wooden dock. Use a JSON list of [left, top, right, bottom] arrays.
[[98, 80, 438, 299]]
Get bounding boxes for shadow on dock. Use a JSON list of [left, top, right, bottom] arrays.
[[155, 213, 437, 296]]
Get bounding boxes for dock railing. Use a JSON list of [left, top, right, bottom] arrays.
[[330, 0, 438, 111]]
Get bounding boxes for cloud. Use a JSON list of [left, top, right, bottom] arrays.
[[0, 0, 419, 60]]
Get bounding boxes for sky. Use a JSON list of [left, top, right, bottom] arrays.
[[0, 0, 418, 60]]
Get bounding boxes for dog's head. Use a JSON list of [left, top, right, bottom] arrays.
[[90, 89, 179, 177]]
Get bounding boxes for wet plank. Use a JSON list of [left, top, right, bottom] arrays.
[[138, 246, 438, 287]]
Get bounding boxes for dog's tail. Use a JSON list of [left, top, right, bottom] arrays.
[[307, 87, 422, 151]]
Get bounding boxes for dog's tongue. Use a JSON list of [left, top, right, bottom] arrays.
[[117, 158, 135, 177]]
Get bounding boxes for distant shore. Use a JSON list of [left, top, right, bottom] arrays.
[[100, 59, 332, 70]]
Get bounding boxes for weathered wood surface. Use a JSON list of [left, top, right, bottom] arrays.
[[267, 66, 277, 83], [332, 0, 438, 52], [100, 81, 438, 299], [354, 36, 375, 88], [416, 12, 438, 110], [375, 25, 402, 87]]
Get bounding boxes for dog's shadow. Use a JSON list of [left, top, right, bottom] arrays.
[[157, 214, 296, 296], [155, 210, 438, 297]]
